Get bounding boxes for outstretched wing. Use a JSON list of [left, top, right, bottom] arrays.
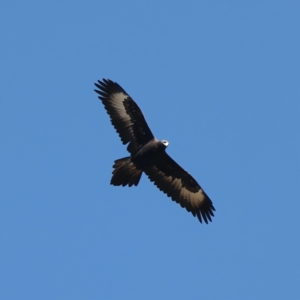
[[144, 152, 215, 223], [94, 79, 154, 149]]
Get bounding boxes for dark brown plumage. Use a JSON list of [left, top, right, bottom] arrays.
[[94, 78, 215, 223]]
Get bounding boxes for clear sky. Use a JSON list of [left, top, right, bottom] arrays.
[[1, 1, 299, 299]]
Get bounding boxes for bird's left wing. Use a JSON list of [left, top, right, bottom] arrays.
[[144, 152, 215, 223], [94, 79, 154, 148]]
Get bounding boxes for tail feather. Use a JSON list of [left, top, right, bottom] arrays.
[[111, 157, 142, 187]]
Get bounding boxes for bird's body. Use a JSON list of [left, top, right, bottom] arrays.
[[131, 138, 168, 169], [94, 79, 215, 223]]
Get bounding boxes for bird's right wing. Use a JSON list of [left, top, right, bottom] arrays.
[[94, 79, 154, 148]]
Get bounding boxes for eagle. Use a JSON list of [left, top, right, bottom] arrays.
[[94, 79, 215, 223]]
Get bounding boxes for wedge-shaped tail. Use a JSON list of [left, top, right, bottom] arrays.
[[111, 157, 142, 187]]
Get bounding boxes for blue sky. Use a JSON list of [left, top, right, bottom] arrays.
[[1, 1, 299, 299]]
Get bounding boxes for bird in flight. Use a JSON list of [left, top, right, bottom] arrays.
[[94, 79, 215, 223]]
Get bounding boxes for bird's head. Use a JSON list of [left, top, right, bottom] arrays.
[[161, 140, 169, 148]]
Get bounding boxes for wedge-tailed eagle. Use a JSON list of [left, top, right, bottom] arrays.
[[94, 79, 215, 223]]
